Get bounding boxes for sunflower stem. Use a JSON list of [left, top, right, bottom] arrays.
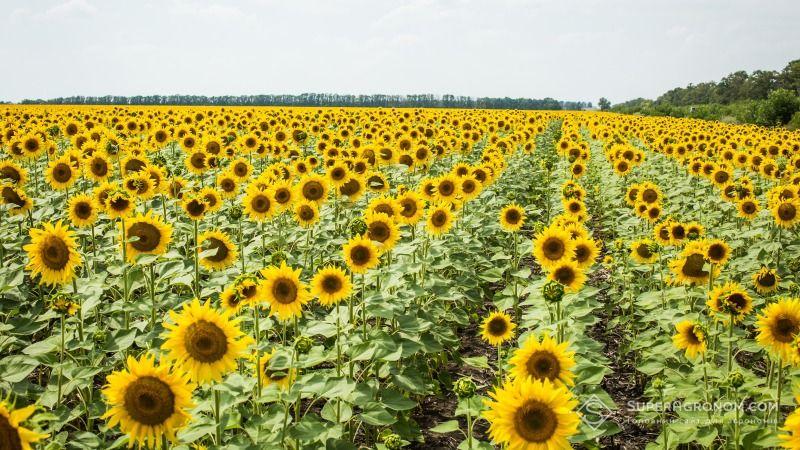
[[777, 357, 783, 430], [239, 217, 246, 274], [120, 218, 130, 330], [193, 219, 200, 297], [57, 312, 65, 402], [214, 388, 223, 445], [149, 263, 157, 331], [727, 313, 734, 373]]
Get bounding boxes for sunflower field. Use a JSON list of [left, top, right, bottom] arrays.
[[1, 105, 800, 450]]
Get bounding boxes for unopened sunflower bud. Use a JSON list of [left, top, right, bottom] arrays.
[[543, 280, 564, 303], [294, 335, 313, 354], [453, 377, 477, 399], [652, 377, 664, 391], [226, 204, 244, 221], [349, 218, 367, 237], [727, 371, 745, 389], [270, 250, 287, 266]]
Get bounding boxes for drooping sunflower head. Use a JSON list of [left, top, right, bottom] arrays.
[[367, 195, 400, 218], [483, 377, 580, 449], [1, 183, 33, 216], [499, 204, 525, 232], [0, 401, 49, 450], [342, 234, 380, 274], [0, 160, 28, 185], [258, 262, 312, 321], [672, 320, 707, 359], [162, 298, 253, 384], [23, 220, 82, 286], [198, 230, 238, 271], [311, 265, 352, 307], [533, 226, 575, 270], [756, 298, 800, 361], [124, 212, 172, 263], [101, 353, 193, 448], [480, 311, 516, 346], [753, 267, 780, 295]]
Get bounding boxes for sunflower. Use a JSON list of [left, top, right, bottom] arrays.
[[327, 162, 350, 187], [672, 321, 706, 359], [669, 242, 715, 286], [499, 204, 526, 232], [162, 298, 253, 383], [772, 198, 800, 228], [509, 334, 575, 386], [572, 237, 599, 269], [198, 230, 238, 271], [753, 267, 780, 294], [342, 235, 380, 274], [434, 175, 460, 202], [259, 262, 312, 320], [704, 239, 731, 266], [630, 239, 658, 264], [653, 220, 672, 246], [780, 407, 800, 448], [124, 172, 155, 199], [293, 200, 319, 228], [426, 203, 454, 236], [1, 184, 33, 216], [296, 174, 329, 205], [230, 157, 253, 181], [533, 227, 575, 270], [125, 212, 172, 263], [84, 151, 111, 182], [0, 160, 28, 185], [396, 190, 425, 225], [184, 149, 207, 175], [562, 198, 585, 217], [271, 181, 294, 212], [311, 265, 352, 307], [24, 221, 82, 285], [484, 377, 580, 450], [45, 156, 77, 191], [338, 175, 366, 201], [243, 187, 275, 222], [195, 186, 220, 213], [106, 190, 136, 219], [220, 276, 260, 313], [547, 260, 586, 293], [0, 402, 48, 450], [181, 193, 208, 221], [365, 211, 400, 252], [367, 195, 400, 218], [737, 198, 760, 220], [67, 194, 98, 228], [480, 311, 517, 346], [460, 175, 482, 202], [215, 172, 238, 199], [257, 351, 296, 390], [102, 353, 193, 449], [756, 298, 800, 361]]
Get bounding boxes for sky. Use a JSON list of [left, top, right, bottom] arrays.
[[1, 0, 799, 104]]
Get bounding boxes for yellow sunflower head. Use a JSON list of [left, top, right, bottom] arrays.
[[426, 203, 454, 236], [499, 204, 526, 232], [756, 297, 800, 361], [480, 311, 516, 346], [483, 377, 580, 449], [533, 226, 575, 270], [124, 212, 173, 264], [24, 220, 82, 285], [258, 262, 312, 321], [672, 320, 707, 359], [162, 298, 253, 384], [101, 353, 193, 448], [0, 401, 49, 450], [753, 267, 780, 295], [342, 234, 380, 274], [509, 334, 576, 386], [311, 265, 352, 307], [198, 230, 238, 271]]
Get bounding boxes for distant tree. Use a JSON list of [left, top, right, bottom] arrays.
[[598, 97, 611, 110], [759, 88, 800, 125], [782, 60, 800, 95]]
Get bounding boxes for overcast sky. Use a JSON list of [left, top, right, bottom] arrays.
[[1, 0, 798, 104]]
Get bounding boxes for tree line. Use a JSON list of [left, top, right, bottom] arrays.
[[612, 59, 800, 128], [17, 93, 591, 111]]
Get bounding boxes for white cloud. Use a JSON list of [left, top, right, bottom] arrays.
[[44, 0, 98, 18]]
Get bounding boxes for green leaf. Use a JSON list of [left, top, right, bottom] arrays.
[[429, 420, 461, 433]]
